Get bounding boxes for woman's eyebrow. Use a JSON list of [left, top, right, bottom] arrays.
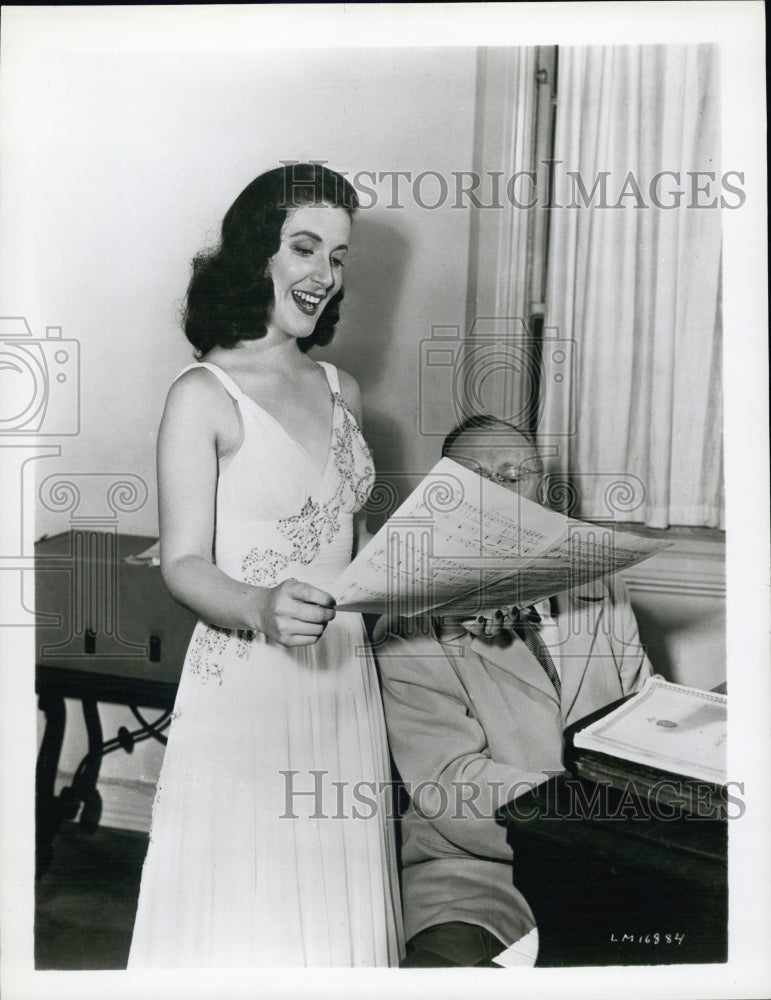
[[287, 229, 348, 252]]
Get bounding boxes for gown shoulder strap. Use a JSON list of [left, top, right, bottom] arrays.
[[174, 362, 245, 402], [316, 361, 340, 395]]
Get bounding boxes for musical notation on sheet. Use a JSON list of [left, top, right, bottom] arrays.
[[332, 458, 670, 617]]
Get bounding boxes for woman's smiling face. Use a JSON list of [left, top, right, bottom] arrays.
[[267, 203, 351, 342]]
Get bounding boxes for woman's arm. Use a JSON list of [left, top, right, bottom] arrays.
[[158, 369, 335, 645]]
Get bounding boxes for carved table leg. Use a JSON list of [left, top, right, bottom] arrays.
[[35, 692, 66, 878], [76, 697, 104, 832]]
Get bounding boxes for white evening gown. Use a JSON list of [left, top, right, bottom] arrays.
[[128, 361, 403, 967]]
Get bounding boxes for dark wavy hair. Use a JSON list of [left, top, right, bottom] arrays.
[[183, 163, 359, 357]]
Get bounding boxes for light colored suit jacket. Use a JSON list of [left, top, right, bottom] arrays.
[[377, 577, 653, 947]]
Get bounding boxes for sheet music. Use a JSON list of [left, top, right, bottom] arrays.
[[573, 677, 727, 784], [332, 458, 670, 616]]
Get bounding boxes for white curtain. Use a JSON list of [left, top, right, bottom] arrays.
[[540, 45, 723, 528]]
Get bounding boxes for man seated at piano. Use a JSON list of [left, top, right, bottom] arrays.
[[376, 415, 653, 968]]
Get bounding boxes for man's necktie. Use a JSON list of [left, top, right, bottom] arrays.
[[510, 606, 562, 698]]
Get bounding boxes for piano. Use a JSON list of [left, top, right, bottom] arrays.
[[496, 698, 728, 966]]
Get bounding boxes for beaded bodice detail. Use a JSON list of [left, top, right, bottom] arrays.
[[189, 362, 374, 592], [239, 389, 375, 588]]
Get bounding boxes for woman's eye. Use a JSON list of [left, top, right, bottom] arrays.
[[292, 245, 313, 257], [331, 257, 345, 269]]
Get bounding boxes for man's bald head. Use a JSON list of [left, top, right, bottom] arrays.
[[442, 416, 543, 503]]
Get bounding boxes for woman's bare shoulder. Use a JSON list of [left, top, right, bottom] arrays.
[[162, 365, 237, 433], [166, 365, 229, 404]]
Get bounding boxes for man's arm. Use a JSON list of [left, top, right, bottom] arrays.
[[378, 627, 561, 861]]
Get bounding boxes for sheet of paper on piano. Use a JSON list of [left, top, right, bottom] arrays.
[[123, 539, 161, 566], [493, 927, 539, 967], [332, 458, 671, 617], [573, 676, 727, 784]]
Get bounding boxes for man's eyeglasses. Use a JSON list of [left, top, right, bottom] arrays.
[[478, 462, 544, 489]]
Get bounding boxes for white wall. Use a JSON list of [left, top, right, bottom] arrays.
[[22, 46, 477, 826], [622, 531, 726, 690], [22, 47, 477, 539]]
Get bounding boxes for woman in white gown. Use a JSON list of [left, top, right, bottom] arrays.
[[128, 164, 403, 967]]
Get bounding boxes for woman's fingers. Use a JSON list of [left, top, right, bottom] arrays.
[[257, 578, 338, 646], [268, 615, 325, 646], [285, 579, 336, 609], [278, 581, 335, 616], [282, 633, 328, 647], [281, 615, 328, 636], [290, 601, 336, 625]]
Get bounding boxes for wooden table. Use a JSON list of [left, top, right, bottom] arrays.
[[35, 531, 196, 874]]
